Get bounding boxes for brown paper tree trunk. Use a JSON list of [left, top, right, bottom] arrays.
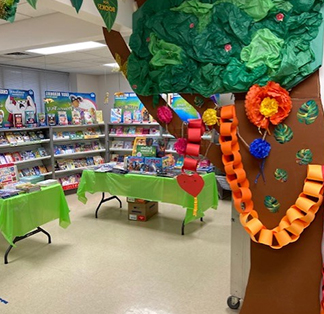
[[103, 23, 324, 312]]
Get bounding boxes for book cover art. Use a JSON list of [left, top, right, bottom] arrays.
[[95, 110, 104, 124], [5, 132, 16, 144], [62, 131, 70, 139], [86, 157, 94, 166], [0, 132, 8, 145], [58, 111, 68, 126], [37, 113, 46, 126], [116, 126, 123, 135], [84, 111, 95, 124], [28, 131, 38, 141], [25, 111, 36, 125], [123, 111, 132, 124], [0, 154, 7, 164], [36, 130, 45, 140], [142, 109, 150, 123], [12, 152, 22, 161], [110, 127, 116, 135], [128, 126, 136, 135], [38, 165, 48, 174], [133, 110, 142, 123], [149, 127, 159, 135], [123, 141, 133, 149], [13, 113, 23, 128], [75, 131, 84, 139], [174, 156, 184, 169], [135, 127, 143, 135], [69, 131, 76, 140], [13, 132, 24, 143], [71, 110, 82, 125], [47, 113, 56, 126], [144, 157, 163, 172], [38, 147, 48, 157], [111, 140, 124, 149], [110, 108, 122, 123], [126, 156, 145, 172], [93, 155, 104, 165], [4, 153, 14, 163]]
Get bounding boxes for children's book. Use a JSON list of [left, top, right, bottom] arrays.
[[75, 131, 84, 139], [86, 157, 94, 166], [21, 131, 30, 142], [72, 110, 82, 125], [36, 131, 45, 140], [13, 113, 23, 128], [69, 131, 77, 140], [12, 152, 22, 161], [133, 110, 142, 123], [4, 153, 14, 163], [6, 132, 17, 144], [116, 126, 123, 135], [38, 147, 48, 157], [38, 165, 48, 174], [110, 108, 122, 123], [111, 140, 124, 149], [25, 111, 36, 126], [0, 132, 8, 145], [123, 141, 133, 149], [135, 127, 144, 135], [149, 127, 159, 135], [93, 156, 104, 165], [28, 132, 38, 141], [37, 113, 46, 126], [128, 126, 136, 135], [47, 113, 56, 126], [0, 154, 7, 164], [62, 131, 70, 139], [136, 145, 156, 157], [144, 157, 163, 172], [142, 109, 150, 123], [58, 111, 68, 126], [13, 132, 24, 143], [95, 110, 104, 124], [110, 127, 116, 135], [84, 111, 95, 125], [126, 156, 145, 172], [123, 110, 132, 124]]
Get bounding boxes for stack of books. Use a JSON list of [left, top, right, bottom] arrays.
[[16, 183, 41, 193]]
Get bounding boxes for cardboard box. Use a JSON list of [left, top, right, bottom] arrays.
[[126, 197, 148, 203], [128, 201, 158, 222]]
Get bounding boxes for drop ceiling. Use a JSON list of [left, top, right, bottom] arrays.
[[0, 0, 126, 75]]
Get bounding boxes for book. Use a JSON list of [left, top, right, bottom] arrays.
[[93, 156, 104, 165], [28, 132, 39, 141], [13, 113, 23, 128], [132, 137, 147, 156], [133, 110, 142, 123], [126, 156, 145, 172], [144, 157, 163, 172], [71, 110, 82, 125], [111, 140, 124, 149], [4, 153, 14, 163], [116, 126, 123, 135], [123, 111, 132, 124], [110, 127, 116, 135], [25, 111, 36, 126], [135, 127, 144, 135], [75, 131, 84, 139], [37, 179, 58, 187], [37, 113, 46, 126], [0, 154, 7, 164], [110, 108, 122, 123], [12, 152, 22, 161], [0, 132, 8, 145], [47, 113, 56, 126], [123, 141, 133, 149], [38, 165, 48, 174], [69, 131, 77, 140], [13, 132, 24, 143], [21, 131, 30, 142], [6, 132, 17, 144], [58, 111, 68, 126], [62, 131, 70, 139], [142, 109, 150, 123], [84, 111, 95, 124], [36, 130, 45, 140], [38, 147, 48, 157], [95, 110, 104, 124], [128, 126, 136, 135], [149, 127, 159, 135]]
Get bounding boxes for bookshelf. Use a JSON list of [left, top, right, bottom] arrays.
[[0, 127, 52, 178]]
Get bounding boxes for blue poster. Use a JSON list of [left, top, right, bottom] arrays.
[[169, 93, 200, 122]]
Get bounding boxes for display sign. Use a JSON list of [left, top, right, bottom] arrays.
[[44, 91, 97, 124], [169, 93, 200, 122], [94, 0, 118, 31], [0, 89, 36, 128]]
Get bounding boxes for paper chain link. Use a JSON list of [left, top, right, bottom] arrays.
[[219, 105, 324, 249]]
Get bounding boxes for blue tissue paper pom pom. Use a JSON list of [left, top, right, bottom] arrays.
[[250, 139, 271, 159]]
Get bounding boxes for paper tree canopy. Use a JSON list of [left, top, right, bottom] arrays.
[[128, 0, 324, 97]]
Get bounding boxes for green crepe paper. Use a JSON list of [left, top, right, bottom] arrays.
[[241, 28, 285, 71], [148, 33, 183, 67], [77, 170, 218, 225], [216, 0, 274, 21], [70, 0, 83, 13], [170, 0, 214, 32], [26, 0, 37, 9], [128, 0, 324, 97], [0, 0, 19, 22]]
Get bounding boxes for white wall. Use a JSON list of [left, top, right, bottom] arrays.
[[69, 72, 100, 103], [97, 73, 132, 122]]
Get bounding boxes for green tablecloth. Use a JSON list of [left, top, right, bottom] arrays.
[[77, 171, 218, 224], [0, 184, 71, 246]]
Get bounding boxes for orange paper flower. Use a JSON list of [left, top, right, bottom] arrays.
[[245, 81, 292, 129]]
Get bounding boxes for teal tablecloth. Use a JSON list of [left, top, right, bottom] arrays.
[[77, 171, 218, 224], [0, 184, 71, 246]]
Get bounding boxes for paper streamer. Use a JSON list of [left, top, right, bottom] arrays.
[[219, 105, 324, 249]]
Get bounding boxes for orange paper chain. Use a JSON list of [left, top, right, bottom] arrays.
[[219, 105, 324, 249]]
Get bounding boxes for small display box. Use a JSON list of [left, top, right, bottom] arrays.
[[127, 199, 158, 222]]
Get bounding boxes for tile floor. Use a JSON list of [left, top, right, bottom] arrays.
[[0, 193, 236, 314]]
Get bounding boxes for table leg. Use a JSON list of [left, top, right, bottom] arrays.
[[4, 227, 52, 264], [95, 193, 123, 218], [181, 217, 204, 235]]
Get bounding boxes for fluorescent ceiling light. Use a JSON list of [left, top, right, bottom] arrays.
[[26, 41, 106, 55], [104, 63, 119, 67]]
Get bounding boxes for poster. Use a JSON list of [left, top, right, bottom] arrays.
[[169, 93, 200, 122], [44, 91, 97, 124], [0, 89, 36, 128]]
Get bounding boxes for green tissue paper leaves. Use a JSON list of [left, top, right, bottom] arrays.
[[296, 148, 313, 165], [274, 168, 288, 182], [264, 196, 280, 213], [94, 0, 118, 32]]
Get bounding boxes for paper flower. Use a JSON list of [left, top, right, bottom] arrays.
[[249, 139, 271, 159], [157, 106, 173, 124], [245, 81, 292, 129], [202, 108, 218, 126], [174, 138, 187, 155]]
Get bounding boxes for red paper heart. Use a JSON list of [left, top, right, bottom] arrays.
[[176, 173, 205, 197]]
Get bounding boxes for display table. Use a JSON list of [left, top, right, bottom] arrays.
[[0, 184, 71, 263], [77, 170, 218, 230]]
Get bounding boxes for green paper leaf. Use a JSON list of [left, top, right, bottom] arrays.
[[296, 148, 313, 165], [297, 100, 319, 125], [26, 0, 38, 9], [70, 0, 83, 13], [274, 168, 288, 182], [94, 0, 118, 32], [264, 196, 280, 213], [273, 124, 293, 144]]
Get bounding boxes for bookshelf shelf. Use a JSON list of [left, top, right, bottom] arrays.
[[14, 156, 51, 165], [55, 166, 89, 174], [109, 148, 133, 152], [54, 149, 106, 158], [53, 135, 104, 142], [108, 134, 160, 138]]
